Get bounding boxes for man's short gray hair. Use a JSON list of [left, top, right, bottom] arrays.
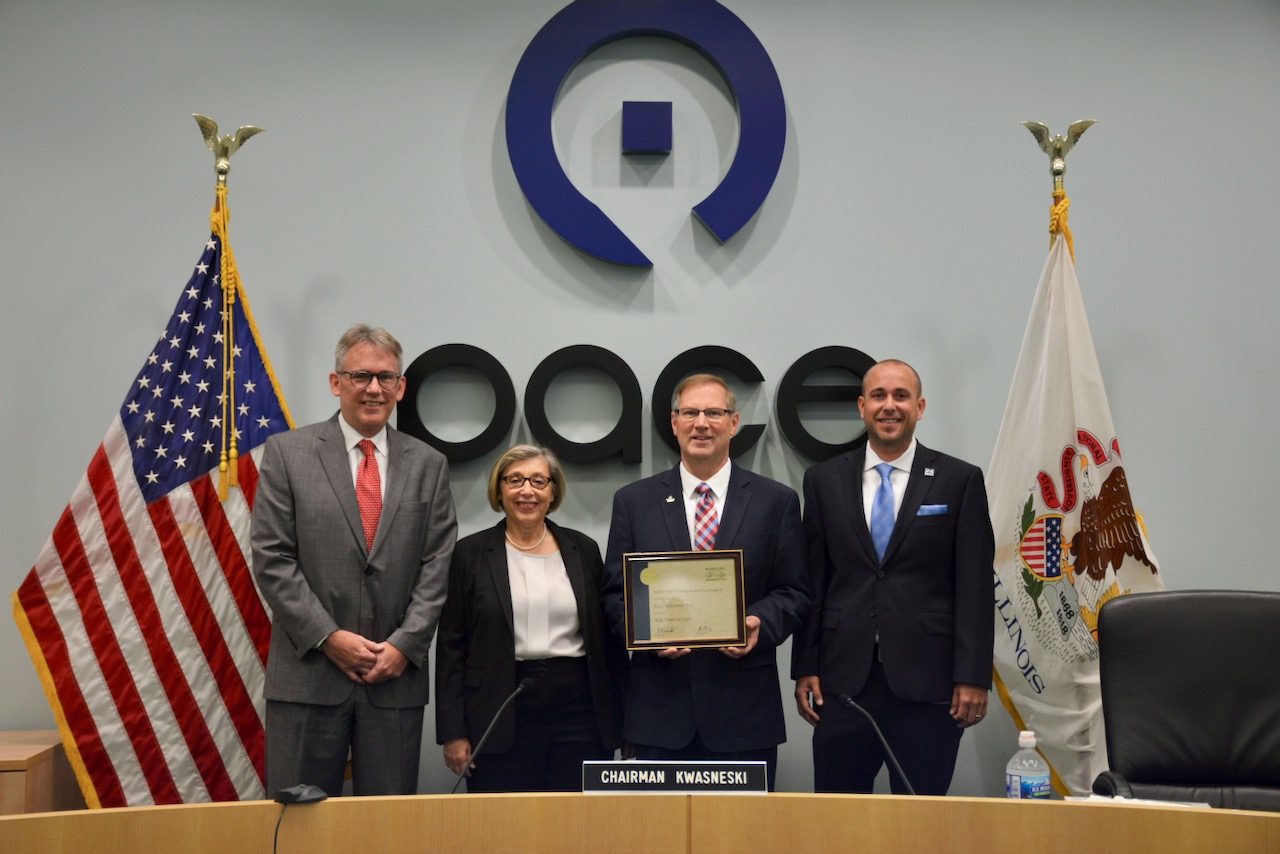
[[334, 324, 403, 372]]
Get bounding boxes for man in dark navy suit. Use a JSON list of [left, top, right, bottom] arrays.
[[603, 374, 810, 790], [792, 360, 994, 795]]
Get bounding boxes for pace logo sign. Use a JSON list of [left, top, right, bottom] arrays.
[[505, 0, 787, 267], [399, 344, 875, 465]]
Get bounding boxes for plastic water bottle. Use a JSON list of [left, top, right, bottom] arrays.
[[1005, 730, 1051, 799]]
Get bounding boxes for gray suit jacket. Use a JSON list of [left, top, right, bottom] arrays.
[[252, 413, 457, 708]]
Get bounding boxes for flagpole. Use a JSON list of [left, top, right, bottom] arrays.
[[193, 115, 264, 500]]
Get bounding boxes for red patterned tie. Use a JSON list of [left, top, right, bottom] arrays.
[[356, 439, 381, 551], [694, 483, 719, 551]]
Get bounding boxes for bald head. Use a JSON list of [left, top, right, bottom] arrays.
[[858, 360, 926, 461]]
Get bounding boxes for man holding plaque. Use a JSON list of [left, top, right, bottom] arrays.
[[791, 359, 994, 795], [603, 374, 810, 790]]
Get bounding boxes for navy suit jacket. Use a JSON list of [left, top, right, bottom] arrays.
[[434, 519, 627, 753], [603, 463, 810, 753], [790, 443, 994, 703]]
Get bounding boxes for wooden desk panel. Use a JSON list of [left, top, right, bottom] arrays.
[[0, 799, 277, 854], [0, 793, 689, 854], [2, 792, 1277, 854], [280, 793, 688, 854], [691, 793, 1280, 854], [0, 731, 85, 815]]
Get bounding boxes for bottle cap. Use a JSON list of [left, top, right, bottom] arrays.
[[1018, 730, 1037, 749]]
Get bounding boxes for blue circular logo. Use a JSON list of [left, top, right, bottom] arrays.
[[506, 0, 787, 267]]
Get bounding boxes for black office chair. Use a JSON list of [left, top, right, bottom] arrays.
[[1092, 589, 1280, 812]]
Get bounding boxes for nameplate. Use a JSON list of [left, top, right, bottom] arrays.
[[582, 760, 767, 795]]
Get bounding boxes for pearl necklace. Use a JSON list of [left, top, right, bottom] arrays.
[[505, 524, 548, 552]]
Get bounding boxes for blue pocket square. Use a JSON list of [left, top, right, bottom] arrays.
[[917, 504, 948, 516]]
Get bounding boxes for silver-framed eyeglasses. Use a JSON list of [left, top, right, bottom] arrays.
[[502, 474, 552, 490], [673, 407, 734, 423], [339, 370, 403, 390]]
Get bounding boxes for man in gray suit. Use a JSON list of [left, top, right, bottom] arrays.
[[253, 324, 456, 796]]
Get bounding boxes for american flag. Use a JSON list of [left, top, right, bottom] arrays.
[[11, 223, 291, 807]]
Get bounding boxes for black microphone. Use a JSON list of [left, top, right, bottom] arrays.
[[450, 676, 537, 794], [836, 693, 917, 796], [271, 785, 328, 854]]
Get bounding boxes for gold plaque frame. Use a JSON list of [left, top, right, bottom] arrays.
[[623, 550, 746, 650]]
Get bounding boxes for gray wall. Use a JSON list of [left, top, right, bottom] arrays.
[[2, 0, 1277, 798]]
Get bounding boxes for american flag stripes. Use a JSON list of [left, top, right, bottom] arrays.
[[11, 211, 292, 807]]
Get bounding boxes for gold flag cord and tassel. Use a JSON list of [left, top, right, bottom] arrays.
[[1050, 189, 1074, 263], [1024, 119, 1095, 266], [212, 187, 240, 500]]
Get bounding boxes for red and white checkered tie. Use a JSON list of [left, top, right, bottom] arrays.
[[356, 439, 381, 551], [693, 482, 719, 551]]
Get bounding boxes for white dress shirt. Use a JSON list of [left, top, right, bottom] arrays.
[[678, 460, 732, 549], [862, 439, 917, 528]]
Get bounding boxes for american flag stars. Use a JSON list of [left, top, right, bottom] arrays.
[[119, 237, 286, 503]]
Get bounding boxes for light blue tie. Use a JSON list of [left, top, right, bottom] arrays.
[[870, 463, 895, 562]]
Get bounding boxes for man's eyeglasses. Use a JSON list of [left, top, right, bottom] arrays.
[[502, 474, 552, 490], [339, 370, 403, 390], [673, 408, 734, 423]]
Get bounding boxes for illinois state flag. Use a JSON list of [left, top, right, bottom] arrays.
[[11, 205, 291, 807], [988, 229, 1163, 796]]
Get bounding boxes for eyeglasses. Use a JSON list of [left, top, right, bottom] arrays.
[[339, 370, 403, 390], [673, 408, 734, 423], [502, 474, 552, 490]]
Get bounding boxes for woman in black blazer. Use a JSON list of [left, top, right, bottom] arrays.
[[435, 444, 627, 792]]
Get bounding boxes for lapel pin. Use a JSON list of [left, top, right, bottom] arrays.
[[924, 468, 935, 477], [665, 495, 676, 503]]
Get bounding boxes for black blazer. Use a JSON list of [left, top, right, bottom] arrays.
[[435, 519, 626, 753], [791, 443, 995, 703], [602, 464, 811, 753]]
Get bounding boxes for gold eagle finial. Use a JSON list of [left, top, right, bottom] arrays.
[[193, 114, 264, 185], [1023, 119, 1096, 191]]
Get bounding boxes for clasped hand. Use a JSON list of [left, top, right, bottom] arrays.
[[321, 628, 408, 684]]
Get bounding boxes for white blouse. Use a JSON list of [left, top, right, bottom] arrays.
[[505, 547, 586, 660]]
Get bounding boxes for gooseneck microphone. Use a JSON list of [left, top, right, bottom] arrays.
[[836, 693, 918, 796], [450, 676, 537, 794]]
